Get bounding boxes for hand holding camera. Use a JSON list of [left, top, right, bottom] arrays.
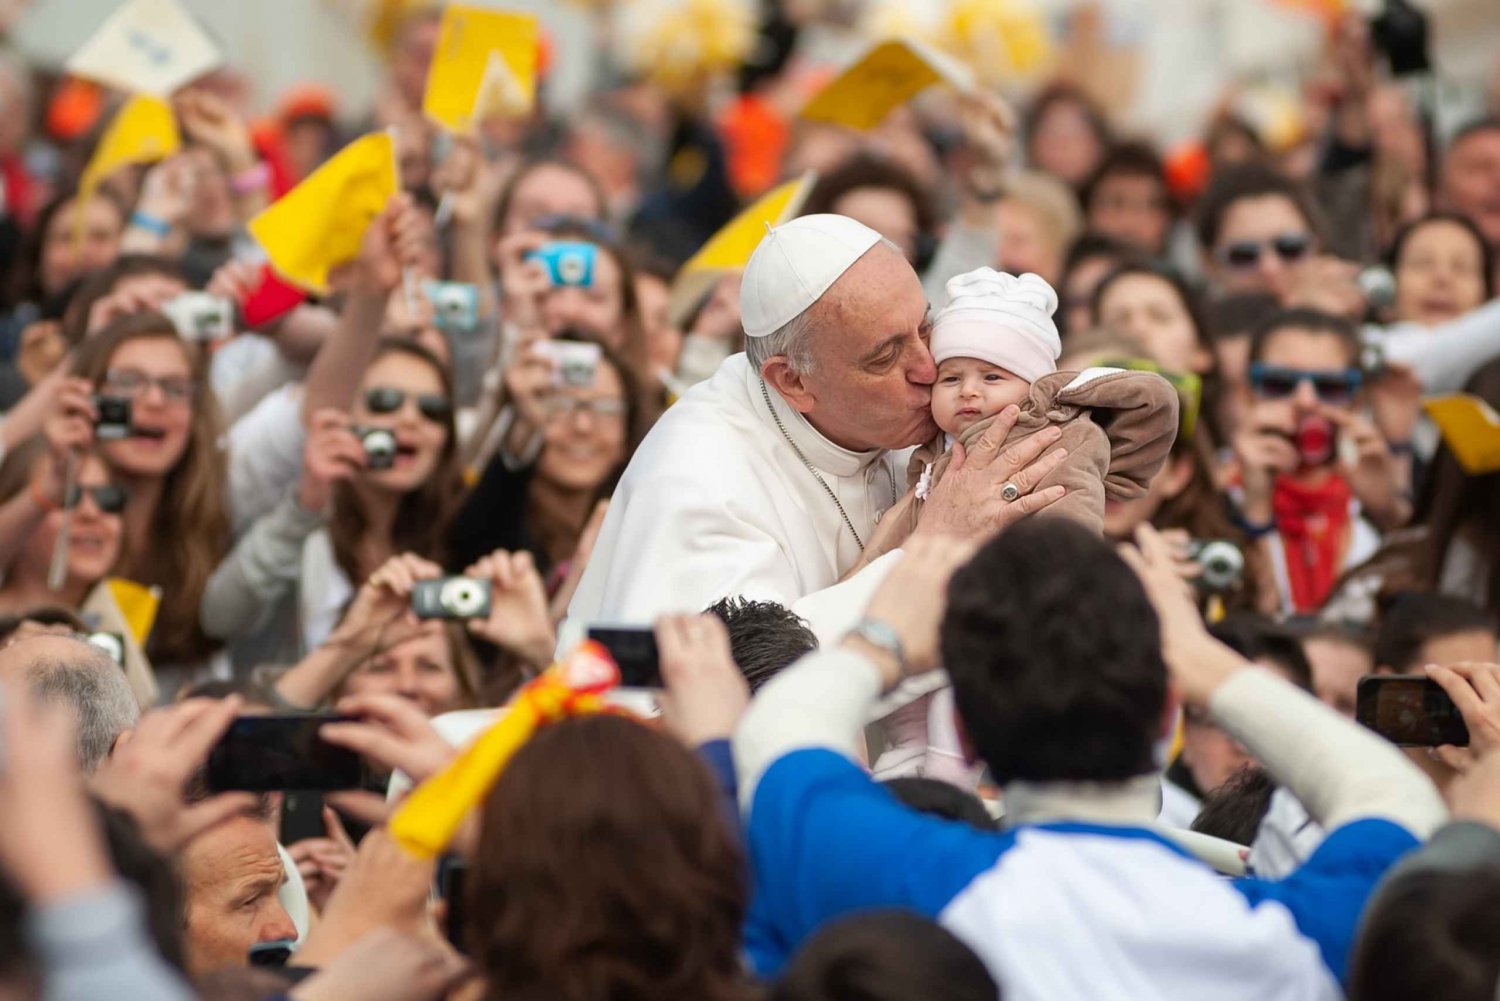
[[1321, 405, 1410, 529], [1230, 402, 1300, 525], [461, 549, 555, 668], [497, 231, 552, 336], [300, 409, 368, 514], [329, 552, 443, 653]]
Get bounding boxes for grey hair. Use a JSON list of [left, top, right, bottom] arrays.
[[745, 236, 904, 378], [26, 651, 141, 773]]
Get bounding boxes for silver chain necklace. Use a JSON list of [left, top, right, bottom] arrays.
[[760, 379, 896, 553]]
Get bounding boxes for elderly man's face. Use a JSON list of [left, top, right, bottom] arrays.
[[790, 243, 936, 452], [181, 815, 295, 975]]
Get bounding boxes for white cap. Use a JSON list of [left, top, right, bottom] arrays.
[[930, 269, 1061, 382], [740, 214, 883, 338]]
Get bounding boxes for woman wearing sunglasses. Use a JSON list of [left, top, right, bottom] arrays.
[[58, 312, 232, 681], [201, 338, 466, 656], [1230, 309, 1409, 615], [0, 438, 124, 614]]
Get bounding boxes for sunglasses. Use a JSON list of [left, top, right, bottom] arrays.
[[363, 387, 452, 423], [64, 483, 128, 514], [1097, 357, 1202, 440], [1249, 363, 1363, 405], [1216, 232, 1312, 270]]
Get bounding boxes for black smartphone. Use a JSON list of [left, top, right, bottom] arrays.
[[247, 939, 295, 968], [587, 626, 661, 688], [207, 714, 364, 792], [279, 790, 326, 846], [1355, 676, 1470, 747], [437, 855, 469, 954]]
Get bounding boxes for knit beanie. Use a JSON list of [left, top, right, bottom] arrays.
[[929, 268, 1061, 382]]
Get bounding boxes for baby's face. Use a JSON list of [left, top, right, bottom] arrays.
[[931, 357, 1032, 436]]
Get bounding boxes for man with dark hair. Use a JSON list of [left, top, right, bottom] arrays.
[[736, 524, 1445, 995], [1439, 117, 1500, 258], [1080, 141, 1175, 256], [1233, 308, 1408, 613], [705, 596, 818, 693], [1195, 163, 1322, 301], [178, 795, 297, 977], [1373, 592, 1498, 675]]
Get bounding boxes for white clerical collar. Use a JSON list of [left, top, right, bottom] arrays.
[[1001, 773, 1162, 828], [750, 366, 884, 478]]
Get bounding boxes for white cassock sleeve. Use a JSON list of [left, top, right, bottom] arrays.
[[562, 470, 905, 649]]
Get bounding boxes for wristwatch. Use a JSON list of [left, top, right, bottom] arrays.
[[846, 618, 907, 676]]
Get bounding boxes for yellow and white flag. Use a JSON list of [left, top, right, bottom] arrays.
[[422, 4, 539, 131], [247, 132, 400, 294], [801, 37, 974, 132], [65, 0, 225, 97]]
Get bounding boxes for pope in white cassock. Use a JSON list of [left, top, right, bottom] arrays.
[[564, 214, 1065, 641]]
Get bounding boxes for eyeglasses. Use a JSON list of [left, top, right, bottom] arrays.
[[1096, 357, 1202, 440], [1249, 363, 1363, 405], [102, 369, 196, 403], [1215, 232, 1312, 270], [363, 387, 452, 423], [541, 396, 627, 422], [64, 483, 127, 514]]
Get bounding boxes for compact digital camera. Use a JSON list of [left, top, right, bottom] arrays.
[[411, 577, 493, 620], [1186, 539, 1245, 594], [354, 426, 398, 470], [94, 395, 133, 441]]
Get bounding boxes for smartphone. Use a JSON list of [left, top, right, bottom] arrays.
[[586, 626, 661, 688], [206, 714, 364, 792], [1355, 676, 1470, 747], [436, 855, 469, 954], [247, 939, 295, 968], [411, 577, 492, 620]]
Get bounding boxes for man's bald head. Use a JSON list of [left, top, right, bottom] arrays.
[[0, 633, 139, 772]]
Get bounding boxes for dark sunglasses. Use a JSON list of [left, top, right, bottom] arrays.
[[1217, 232, 1312, 269], [1249, 363, 1362, 405], [64, 483, 128, 514], [363, 387, 452, 423]]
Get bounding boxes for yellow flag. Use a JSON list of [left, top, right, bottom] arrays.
[[801, 37, 975, 132], [81, 95, 180, 192], [668, 172, 814, 325], [389, 644, 619, 859], [1424, 394, 1500, 476], [247, 132, 399, 294], [104, 578, 161, 647], [422, 5, 539, 131]]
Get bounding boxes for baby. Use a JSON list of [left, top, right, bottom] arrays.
[[870, 268, 1181, 555]]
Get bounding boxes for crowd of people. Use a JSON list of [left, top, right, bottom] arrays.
[[0, 0, 1499, 998]]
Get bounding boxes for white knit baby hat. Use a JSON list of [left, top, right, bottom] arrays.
[[929, 268, 1061, 381]]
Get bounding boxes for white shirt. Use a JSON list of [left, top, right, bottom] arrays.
[[563, 353, 907, 645]]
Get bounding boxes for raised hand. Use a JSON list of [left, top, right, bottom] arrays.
[[656, 613, 748, 746], [463, 549, 555, 667], [90, 695, 260, 855]]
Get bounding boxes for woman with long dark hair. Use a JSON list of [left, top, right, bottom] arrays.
[[200, 337, 466, 657]]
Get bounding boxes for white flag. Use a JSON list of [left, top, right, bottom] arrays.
[[65, 0, 225, 97]]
